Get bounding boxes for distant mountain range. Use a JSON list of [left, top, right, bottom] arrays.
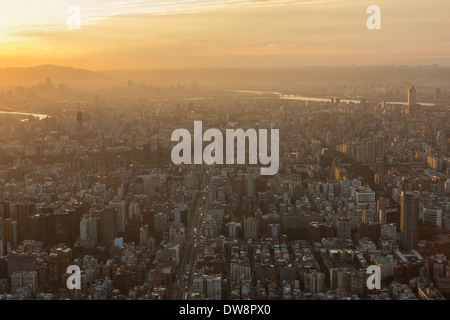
[[1, 64, 450, 88], [0, 65, 114, 87]]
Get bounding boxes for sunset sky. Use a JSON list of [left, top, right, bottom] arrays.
[[0, 0, 449, 69]]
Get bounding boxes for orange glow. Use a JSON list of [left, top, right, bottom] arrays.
[[0, 0, 449, 69]]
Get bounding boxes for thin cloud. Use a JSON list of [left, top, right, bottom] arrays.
[[1, 0, 449, 69], [2, 0, 339, 35]]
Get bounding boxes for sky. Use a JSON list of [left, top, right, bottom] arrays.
[[0, 0, 449, 69]]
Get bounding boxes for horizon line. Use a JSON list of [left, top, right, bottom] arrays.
[[1, 63, 449, 72]]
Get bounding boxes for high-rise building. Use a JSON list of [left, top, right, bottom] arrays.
[[15, 202, 36, 240], [309, 222, 335, 242], [192, 275, 204, 294], [109, 200, 126, 233], [366, 141, 375, 164], [245, 174, 255, 196], [0, 204, 8, 257], [304, 270, 325, 293], [140, 225, 148, 246], [143, 143, 152, 168], [24, 271, 38, 295], [0, 218, 4, 257], [407, 85, 417, 115], [100, 207, 118, 244], [421, 206, 442, 228], [226, 222, 238, 239], [381, 224, 397, 239], [7, 251, 38, 278], [11, 271, 24, 293], [43, 212, 56, 247], [174, 207, 181, 231], [375, 135, 384, 160], [376, 157, 384, 176], [5, 218, 17, 244], [176, 186, 186, 204], [28, 214, 47, 245], [351, 270, 367, 296], [437, 131, 447, 147], [268, 224, 280, 238], [80, 219, 88, 241], [360, 99, 366, 111], [54, 209, 77, 246], [143, 209, 155, 235], [76, 110, 83, 127], [80, 215, 98, 242], [156, 137, 164, 165], [434, 88, 441, 102], [154, 212, 167, 233], [204, 275, 222, 300], [400, 191, 420, 250], [357, 146, 367, 164], [282, 213, 303, 232], [243, 217, 258, 240], [336, 218, 352, 240], [330, 268, 351, 291], [0, 201, 11, 220], [0, 201, 10, 257], [48, 247, 72, 285]]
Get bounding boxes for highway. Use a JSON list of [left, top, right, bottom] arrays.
[[171, 168, 210, 300]]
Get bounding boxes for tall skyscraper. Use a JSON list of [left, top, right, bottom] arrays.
[[176, 186, 186, 204], [143, 209, 155, 235], [157, 137, 164, 165], [140, 225, 149, 246], [143, 143, 152, 168], [0, 217, 4, 257], [0, 202, 8, 256], [434, 88, 441, 102], [400, 191, 420, 250], [356, 145, 367, 164], [80, 214, 98, 242], [360, 98, 366, 111], [366, 140, 375, 164], [243, 216, 258, 240], [245, 174, 255, 196], [5, 218, 17, 245], [28, 214, 47, 245], [15, 202, 36, 240], [304, 271, 325, 294], [54, 209, 77, 246], [0, 201, 10, 220], [76, 110, 83, 127], [101, 207, 117, 244], [154, 212, 167, 233], [174, 206, 181, 231], [375, 135, 384, 160], [407, 85, 416, 115], [109, 200, 126, 233], [376, 158, 384, 175]]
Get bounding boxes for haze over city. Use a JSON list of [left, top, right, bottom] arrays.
[[0, 0, 449, 305]]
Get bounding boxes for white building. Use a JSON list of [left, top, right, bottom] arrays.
[[421, 206, 443, 228], [381, 224, 397, 239], [205, 275, 222, 300]]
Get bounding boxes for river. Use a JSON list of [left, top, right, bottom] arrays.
[[0, 111, 50, 120], [230, 89, 436, 106]]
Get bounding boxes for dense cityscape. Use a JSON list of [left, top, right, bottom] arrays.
[[0, 69, 448, 301]]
